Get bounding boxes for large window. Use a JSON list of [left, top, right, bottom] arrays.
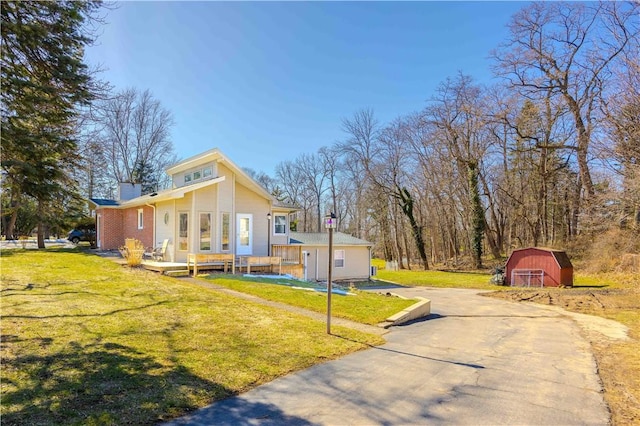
[[221, 212, 230, 251], [335, 250, 345, 268], [200, 213, 211, 251], [137, 209, 144, 230], [274, 214, 287, 234], [178, 212, 188, 251]]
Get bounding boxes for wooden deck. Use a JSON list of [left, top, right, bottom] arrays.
[[142, 261, 189, 274], [142, 258, 304, 279]]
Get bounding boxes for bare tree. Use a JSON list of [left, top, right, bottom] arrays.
[[340, 110, 429, 269], [244, 167, 279, 195], [94, 88, 175, 195], [602, 56, 640, 229], [492, 1, 640, 201], [422, 74, 491, 268]]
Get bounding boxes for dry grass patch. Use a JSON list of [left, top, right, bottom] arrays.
[[0, 249, 383, 425]]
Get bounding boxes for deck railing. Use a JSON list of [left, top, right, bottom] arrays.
[[271, 245, 302, 264]]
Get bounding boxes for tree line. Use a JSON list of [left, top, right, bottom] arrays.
[[1, 1, 176, 245], [264, 2, 639, 269]]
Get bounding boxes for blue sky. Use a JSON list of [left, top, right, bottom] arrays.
[[84, 1, 526, 175]]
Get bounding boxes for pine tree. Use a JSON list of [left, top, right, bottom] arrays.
[[1, 1, 102, 247]]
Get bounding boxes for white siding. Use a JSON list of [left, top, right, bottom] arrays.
[[304, 245, 371, 281], [217, 164, 234, 252], [173, 193, 192, 262], [235, 183, 270, 256], [155, 201, 175, 261]]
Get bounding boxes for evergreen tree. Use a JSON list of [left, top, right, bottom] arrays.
[[1, 1, 102, 247]]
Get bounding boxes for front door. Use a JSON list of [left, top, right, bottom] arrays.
[[236, 214, 253, 255]]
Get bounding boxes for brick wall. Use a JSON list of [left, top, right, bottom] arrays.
[[122, 206, 154, 249], [97, 205, 154, 250], [98, 208, 124, 250]]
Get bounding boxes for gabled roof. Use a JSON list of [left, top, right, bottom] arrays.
[[289, 232, 372, 246], [509, 247, 573, 269]]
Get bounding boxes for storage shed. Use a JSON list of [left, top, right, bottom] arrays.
[[505, 247, 573, 287]]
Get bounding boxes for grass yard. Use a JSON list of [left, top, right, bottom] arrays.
[[202, 275, 417, 325], [0, 249, 384, 425], [372, 259, 626, 290], [373, 265, 500, 290]]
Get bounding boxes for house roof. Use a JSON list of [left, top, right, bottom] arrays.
[[92, 176, 226, 209], [165, 147, 273, 201], [289, 232, 372, 246], [273, 200, 300, 212], [89, 198, 120, 207]]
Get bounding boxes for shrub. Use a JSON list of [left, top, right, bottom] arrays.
[[118, 238, 145, 267]]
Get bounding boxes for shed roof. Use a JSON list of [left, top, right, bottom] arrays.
[[509, 247, 573, 269], [289, 232, 372, 246]]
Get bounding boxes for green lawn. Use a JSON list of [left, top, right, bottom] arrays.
[[0, 249, 384, 425], [203, 275, 416, 325], [374, 265, 501, 290], [372, 259, 628, 290]]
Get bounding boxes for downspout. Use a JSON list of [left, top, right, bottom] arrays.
[[145, 203, 156, 248], [316, 248, 319, 281]]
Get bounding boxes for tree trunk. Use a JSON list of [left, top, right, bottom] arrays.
[[6, 203, 19, 240], [36, 199, 45, 249], [398, 187, 429, 270], [468, 163, 484, 269], [565, 96, 595, 199]]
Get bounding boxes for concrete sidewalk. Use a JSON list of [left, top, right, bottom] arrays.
[[164, 287, 611, 425]]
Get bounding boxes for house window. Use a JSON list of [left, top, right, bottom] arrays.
[[193, 170, 201, 180], [289, 212, 298, 231], [200, 213, 211, 251], [184, 173, 192, 185], [221, 212, 230, 251], [335, 250, 345, 268], [137, 209, 144, 230], [274, 215, 287, 234], [203, 167, 212, 178], [179, 212, 188, 251]]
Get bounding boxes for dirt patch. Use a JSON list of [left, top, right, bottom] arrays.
[[487, 287, 639, 314], [485, 287, 640, 425]]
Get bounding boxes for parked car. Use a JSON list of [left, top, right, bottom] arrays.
[[67, 228, 95, 244]]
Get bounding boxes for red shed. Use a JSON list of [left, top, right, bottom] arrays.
[[505, 247, 573, 287]]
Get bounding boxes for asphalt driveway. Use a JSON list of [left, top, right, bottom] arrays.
[[165, 287, 610, 425]]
